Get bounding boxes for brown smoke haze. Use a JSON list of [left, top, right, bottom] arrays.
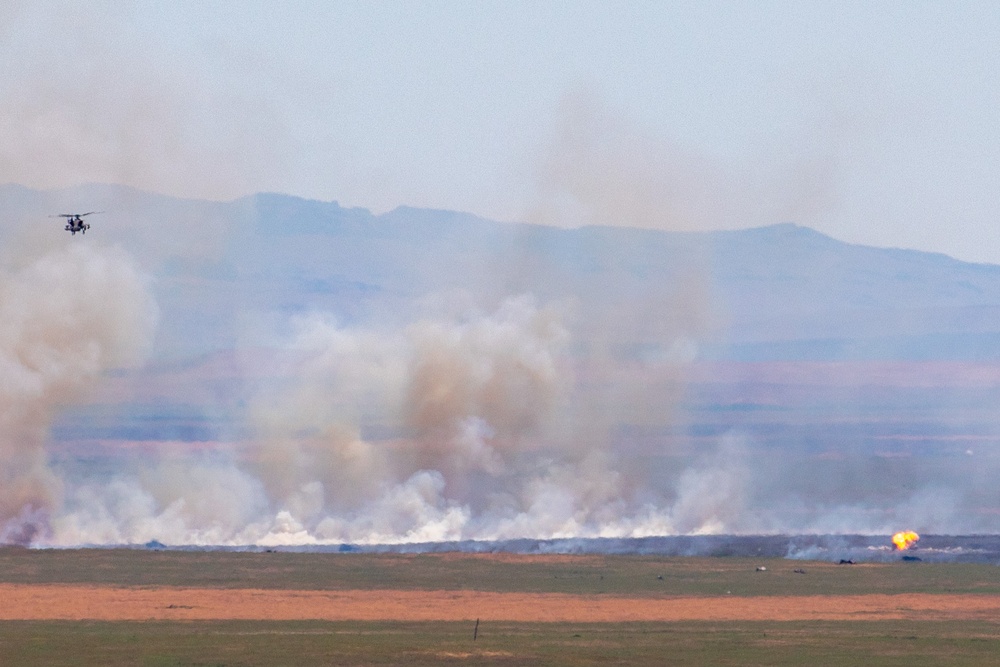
[[0, 4, 288, 203], [0, 241, 156, 543], [1, 92, 775, 546], [228, 291, 729, 545], [527, 93, 726, 231], [40, 277, 730, 546], [524, 92, 848, 234], [2, 68, 979, 545]]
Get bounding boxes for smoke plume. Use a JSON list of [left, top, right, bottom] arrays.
[[28, 95, 742, 546], [41, 286, 735, 546], [10, 94, 937, 547], [0, 242, 156, 543], [0, 4, 288, 202]]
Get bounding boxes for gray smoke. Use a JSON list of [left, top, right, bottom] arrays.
[[43, 288, 729, 546], [27, 95, 741, 546], [0, 241, 156, 543], [524, 91, 846, 233], [0, 4, 288, 202], [11, 95, 958, 547]]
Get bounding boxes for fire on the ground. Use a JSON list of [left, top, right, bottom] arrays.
[[892, 531, 920, 551]]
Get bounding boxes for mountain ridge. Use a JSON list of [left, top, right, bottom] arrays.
[[5, 183, 1000, 362]]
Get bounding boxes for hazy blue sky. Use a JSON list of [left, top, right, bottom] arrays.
[[3, 1, 1000, 262]]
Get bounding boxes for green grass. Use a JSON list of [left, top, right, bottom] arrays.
[[3, 549, 1000, 665], [1, 548, 999, 597], [0, 620, 998, 667]]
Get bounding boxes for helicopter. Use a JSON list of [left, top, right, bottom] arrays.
[[53, 211, 101, 235]]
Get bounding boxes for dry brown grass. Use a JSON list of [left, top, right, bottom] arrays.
[[3, 584, 1000, 623]]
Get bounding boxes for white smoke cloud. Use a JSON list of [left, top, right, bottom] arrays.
[[40, 263, 974, 545], [51, 458, 268, 546], [245, 294, 578, 542], [37, 290, 751, 547], [0, 242, 157, 543]]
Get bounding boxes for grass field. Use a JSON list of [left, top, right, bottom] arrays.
[[0, 548, 998, 665], [4, 548, 1000, 596], [2, 619, 999, 666]]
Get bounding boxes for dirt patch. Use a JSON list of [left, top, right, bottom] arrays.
[[432, 651, 516, 659], [1, 585, 998, 622], [433, 552, 602, 564]]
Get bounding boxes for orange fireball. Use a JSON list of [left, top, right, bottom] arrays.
[[892, 531, 919, 550]]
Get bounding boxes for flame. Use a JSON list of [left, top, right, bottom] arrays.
[[892, 531, 920, 551]]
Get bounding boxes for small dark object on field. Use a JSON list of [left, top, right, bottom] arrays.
[[755, 566, 767, 572], [839, 559, 855, 564], [657, 575, 663, 580], [793, 569, 806, 574], [901, 555, 922, 562]]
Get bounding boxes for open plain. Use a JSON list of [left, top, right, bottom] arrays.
[[0, 548, 999, 665]]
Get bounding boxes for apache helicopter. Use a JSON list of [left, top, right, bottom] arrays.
[[54, 211, 101, 235]]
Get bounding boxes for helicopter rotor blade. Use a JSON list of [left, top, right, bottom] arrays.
[[50, 211, 103, 218]]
